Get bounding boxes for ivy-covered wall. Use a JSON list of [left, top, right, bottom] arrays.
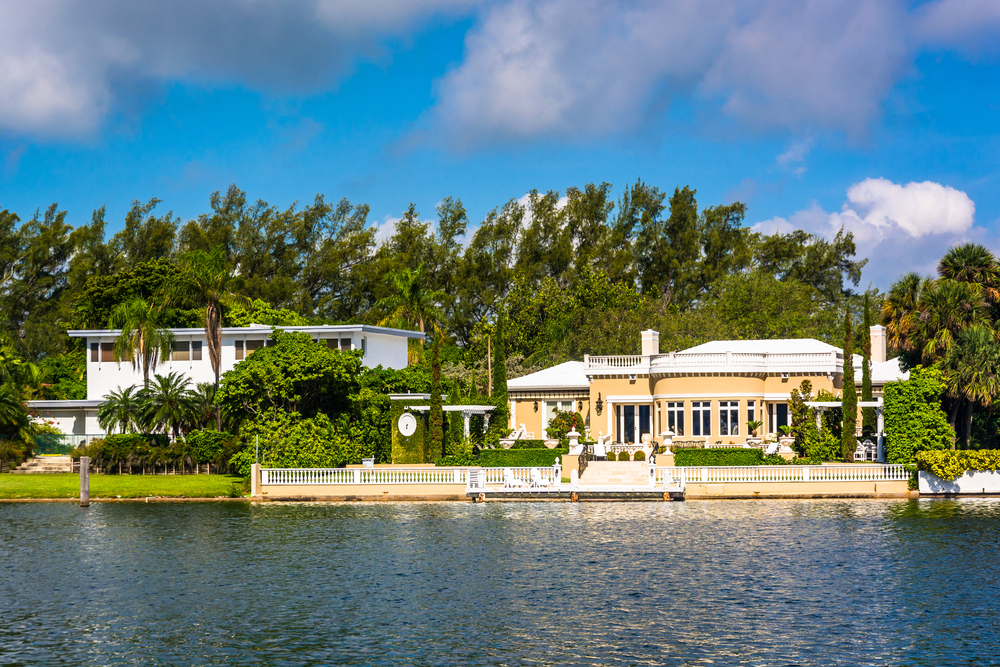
[[884, 366, 954, 463], [390, 400, 430, 464]]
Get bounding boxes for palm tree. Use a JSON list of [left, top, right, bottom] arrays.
[[109, 297, 174, 387], [374, 263, 445, 334], [941, 324, 1000, 448], [881, 272, 930, 355], [189, 382, 218, 431], [938, 243, 1000, 307], [0, 383, 32, 449], [177, 249, 250, 388], [97, 385, 144, 434], [143, 372, 196, 439], [913, 279, 989, 364]]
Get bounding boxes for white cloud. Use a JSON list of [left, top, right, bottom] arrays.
[[0, 0, 476, 137], [757, 178, 982, 288]]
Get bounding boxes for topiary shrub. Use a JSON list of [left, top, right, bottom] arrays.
[[615, 451, 629, 461], [674, 448, 765, 466], [633, 450, 645, 461]]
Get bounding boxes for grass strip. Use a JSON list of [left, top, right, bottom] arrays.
[[0, 473, 244, 499]]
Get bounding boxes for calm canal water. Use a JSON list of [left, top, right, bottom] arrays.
[[2, 499, 999, 666]]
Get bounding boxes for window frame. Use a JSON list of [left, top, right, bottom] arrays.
[[719, 400, 739, 436], [691, 401, 711, 437]]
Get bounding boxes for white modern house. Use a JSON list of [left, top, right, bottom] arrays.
[[29, 324, 424, 439]]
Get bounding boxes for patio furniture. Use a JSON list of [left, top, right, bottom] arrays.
[[530, 468, 553, 488], [503, 468, 528, 488]]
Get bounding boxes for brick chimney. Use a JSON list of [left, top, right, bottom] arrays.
[[641, 329, 659, 356], [870, 325, 886, 364]]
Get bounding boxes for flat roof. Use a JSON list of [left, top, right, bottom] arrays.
[[68, 324, 425, 339]]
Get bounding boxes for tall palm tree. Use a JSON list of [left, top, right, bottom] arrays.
[[938, 243, 1000, 307], [189, 382, 218, 431], [881, 272, 930, 354], [941, 324, 1000, 448], [0, 383, 32, 443], [143, 372, 196, 439], [177, 249, 250, 389], [109, 297, 174, 387], [97, 385, 143, 434], [374, 263, 445, 334], [913, 279, 989, 364]]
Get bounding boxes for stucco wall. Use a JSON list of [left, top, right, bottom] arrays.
[[918, 470, 1000, 494]]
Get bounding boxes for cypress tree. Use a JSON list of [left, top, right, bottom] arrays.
[[489, 315, 510, 442], [428, 333, 443, 460], [861, 293, 876, 437], [842, 309, 858, 461]]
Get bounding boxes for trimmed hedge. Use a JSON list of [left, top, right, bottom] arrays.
[[479, 448, 567, 468], [508, 439, 546, 450], [674, 448, 764, 466], [914, 449, 1000, 481]]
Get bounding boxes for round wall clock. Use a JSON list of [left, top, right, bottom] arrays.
[[398, 412, 417, 437]]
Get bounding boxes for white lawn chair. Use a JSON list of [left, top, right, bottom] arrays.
[[503, 468, 528, 488], [593, 440, 607, 460], [764, 441, 780, 456], [530, 468, 553, 488]]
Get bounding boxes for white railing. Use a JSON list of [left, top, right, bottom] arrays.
[[261, 467, 469, 485], [654, 464, 908, 484], [586, 355, 645, 369], [478, 466, 559, 486]]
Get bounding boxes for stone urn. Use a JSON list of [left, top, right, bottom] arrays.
[[566, 429, 583, 455]]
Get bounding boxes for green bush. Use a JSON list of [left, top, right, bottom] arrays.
[[674, 448, 765, 466], [914, 449, 1000, 481], [508, 439, 546, 449], [633, 450, 645, 461], [434, 454, 478, 466], [545, 410, 585, 447], [617, 451, 630, 461], [884, 366, 954, 463], [185, 430, 236, 464], [478, 448, 566, 468]]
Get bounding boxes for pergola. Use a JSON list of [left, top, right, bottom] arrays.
[[403, 404, 496, 438], [804, 397, 884, 461]]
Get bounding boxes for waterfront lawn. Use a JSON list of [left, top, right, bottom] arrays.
[[0, 474, 245, 499]]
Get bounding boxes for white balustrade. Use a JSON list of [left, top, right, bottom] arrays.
[[653, 464, 908, 484], [586, 355, 645, 369], [582, 350, 843, 374], [261, 467, 470, 485], [478, 466, 559, 486]]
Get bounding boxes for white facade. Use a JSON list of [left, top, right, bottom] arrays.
[[29, 324, 422, 436]]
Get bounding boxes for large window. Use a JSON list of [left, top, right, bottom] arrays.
[[545, 400, 574, 428], [719, 401, 739, 436], [769, 402, 789, 433], [692, 401, 711, 437], [747, 400, 755, 424], [665, 401, 684, 436], [172, 341, 190, 361]]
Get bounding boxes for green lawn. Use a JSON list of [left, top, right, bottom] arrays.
[[0, 473, 246, 499]]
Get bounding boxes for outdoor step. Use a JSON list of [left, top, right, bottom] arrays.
[[12, 456, 73, 474]]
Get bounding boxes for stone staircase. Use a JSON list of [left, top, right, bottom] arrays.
[[12, 456, 73, 474], [578, 461, 650, 487]]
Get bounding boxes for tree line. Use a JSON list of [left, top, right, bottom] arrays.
[[1, 179, 873, 463]]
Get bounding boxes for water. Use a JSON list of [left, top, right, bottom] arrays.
[[2, 499, 999, 666]]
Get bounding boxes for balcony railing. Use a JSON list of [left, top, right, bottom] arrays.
[[583, 351, 843, 375]]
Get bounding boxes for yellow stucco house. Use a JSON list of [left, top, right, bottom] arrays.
[[507, 326, 907, 445]]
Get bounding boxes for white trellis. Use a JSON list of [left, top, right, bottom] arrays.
[[804, 398, 884, 462]]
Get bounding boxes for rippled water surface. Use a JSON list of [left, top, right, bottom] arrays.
[[2, 499, 1000, 666]]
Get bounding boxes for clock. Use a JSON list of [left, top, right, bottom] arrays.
[[398, 412, 417, 437]]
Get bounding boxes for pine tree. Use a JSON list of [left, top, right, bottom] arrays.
[[842, 309, 858, 461], [861, 293, 876, 437], [428, 333, 443, 460]]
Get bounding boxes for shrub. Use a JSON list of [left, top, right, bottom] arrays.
[[884, 366, 954, 463], [914, 449, 1000, 481], [674, 448, 765, 466], [478, 448, 566, 468], [633, 450, 645, 461], [434, 454, 478, 466], [508, 439, 546, 450], [186, 430, 236, 464], [545, 410, 585, 447], [617, 451, 630, 461]]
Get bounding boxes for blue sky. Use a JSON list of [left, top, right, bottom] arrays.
[[1, 0, 999, 289]]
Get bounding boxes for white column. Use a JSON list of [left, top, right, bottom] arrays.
[[607, 401, 613, 440], [463, 412, 471, 438], [509, 399, 516, 430]]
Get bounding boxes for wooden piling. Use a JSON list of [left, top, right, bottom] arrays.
[[80, 456, 90, 507]]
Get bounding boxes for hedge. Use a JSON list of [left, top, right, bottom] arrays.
[[914, 449, 1000, 481], [508, 439, 547, 450], [478, 448, 566, 468], [673, 448, 764, 466]]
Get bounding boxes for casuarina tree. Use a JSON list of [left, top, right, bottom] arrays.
[[428, 332, 444, 459], [842, 309, 858, 461]]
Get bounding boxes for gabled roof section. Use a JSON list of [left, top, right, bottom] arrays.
[[508, 361, 589, 391]]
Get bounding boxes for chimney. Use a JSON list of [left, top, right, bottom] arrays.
[[870, 325, 886, 364], [641, 329, 659, 356]]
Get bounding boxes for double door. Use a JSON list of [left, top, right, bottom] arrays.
[[616, 404, 651, 443]]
